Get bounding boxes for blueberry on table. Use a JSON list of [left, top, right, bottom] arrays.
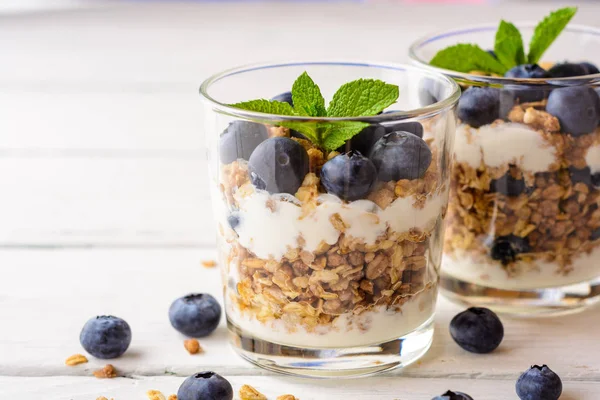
[[490, 173, 526, 196], [369, 131, 432, 181], [449, 307, 504, 354], [384, 121, 424, 138], [581, 62, 600, 75], [504, 64, 550, 102], [490, 234, 531, 265], [457, 87, 500, 128], [431, 390, 474, 400], [271, 91, 293, 106], [79, 316, 132, 359], [321, 151, 377, 201], [178, 372, 233, 400], [549, 62, 589, 77], [546, 86, 600, 137], [219, 121, 269, 164], [169, 294, 222, 338], [248, 137, 309, 194], [337, 124, 387, 154], [516, 365, 562, 400]]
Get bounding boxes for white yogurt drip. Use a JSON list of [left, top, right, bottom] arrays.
[[586, 144, 600, 174], [233, 190, 445, 261], [454, 123, 556, 172]]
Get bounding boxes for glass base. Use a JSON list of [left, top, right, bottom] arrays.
[[226, 316, 434, 378], [441, 274, 600, 317]]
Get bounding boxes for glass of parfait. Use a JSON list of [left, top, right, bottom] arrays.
[[199, 62, 459, 377], [410, 21, 600, 315]]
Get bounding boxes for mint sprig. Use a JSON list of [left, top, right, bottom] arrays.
[[229, 72, 398, 151], [429, 7, 577, 74]]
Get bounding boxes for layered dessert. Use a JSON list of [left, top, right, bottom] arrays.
[[211, 72, 451, 348]]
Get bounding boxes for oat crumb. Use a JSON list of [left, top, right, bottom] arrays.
[[93, 364, 117, 379], [65, 353, 88, 366], [184, 338, 202, 354], [168, 395, 178, 400], [239, 384, 267, 400], [277, 395, 298, 400], [147, 390, 166, 400], [201, 259, 217, 268], [96, 397, 110, 400]]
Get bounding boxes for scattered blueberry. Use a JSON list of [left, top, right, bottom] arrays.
[[369, 131, 432, 181], [490, 234, 531, 265], [384, 121, 424, 138], [432, 390, 474, 400], [490, 173, 526, 196], [549, 62, 589, 77], [80, 316, 132, 359], [546, 87, 600, 136], [449, 307, 504, 354], [337, 124, 387, 154], [516, 365, 562, 400], [457, 87, 500, 128], [248, 137, 309, 194], [569, 166, 592, 186], [178, 372, 233, 400], [226, 212, 240, 230], [219, 121, 268, 164], [581, 62, 600, 75], [271, 91, 293, 106], [321, 151, 377, 201], [169, 294, 222, 338], [504, 64, 550, 102]]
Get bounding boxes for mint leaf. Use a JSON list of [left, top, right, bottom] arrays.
[[229, 99, 296, 116], [327, 79, 399, 117], [321, 121, 369, 151], [281, 121, 321, 145], [494, 20, 525, 69], [528, 7, 577, 64], [291, 72, 327, 117], [430, 44, 508, 75]]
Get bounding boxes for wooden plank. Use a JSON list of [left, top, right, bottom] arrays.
[[0, 158, 212, 246], [1, 249, 599, 381], [3, 375, 600, 400]]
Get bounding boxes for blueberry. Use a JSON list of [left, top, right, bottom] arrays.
[[490, 173, 526, 196], [549, 62, 589, 77], [337, 124, 387, 154], [79, 316, 132, 359], [457, 87, 500, 128], [248, 137, 309, 194], [227, 212, 240, 230], [178, 372, 233, 400], [384, 121, 424, 138], [516, 365, 562, 400], [369, 131, 432, 181], [569, 166, 592, 186], [431, 390, 474, 400], [504, 64, 550, 102], [271, 91, 293, 106], [219, 121, 268, 164], [592, 172, 600, 187], [581, 62, 600, 75], [169, 294, 221, 338], [449, 307, 504, 354], [490, 234, 531, 265], [546, 87, 600, 136], [321, 151, 377, 201]]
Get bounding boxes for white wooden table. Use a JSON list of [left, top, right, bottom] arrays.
[[2, 2, 600, 399]]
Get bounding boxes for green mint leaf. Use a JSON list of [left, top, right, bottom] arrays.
[[229, 99, 296, 116], [321, 121, 369, 151], [327, 79, 399, 117], [528, 7, 577, 64], [494, 20, 525, 69], [280, 121, 321, 145], [430, 44, 508, 75], [291, 72, 327, 117]]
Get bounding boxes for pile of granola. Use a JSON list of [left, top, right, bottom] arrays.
[[445, 100, 600, 277]]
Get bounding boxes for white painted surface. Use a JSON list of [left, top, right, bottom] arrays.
[[2, 2, 600, 398]]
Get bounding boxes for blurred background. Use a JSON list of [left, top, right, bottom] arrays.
[[2, 0, 599, 249]]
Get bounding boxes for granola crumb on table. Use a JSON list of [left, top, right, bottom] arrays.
[[239, 384, 268, 400], [277, 395, 299, 400], [147, 390, 167, 400], [65, 353, 88, 366], [93, 364, 118, 379], [184, 338, 202, 354], [201, 260, 217, 268]]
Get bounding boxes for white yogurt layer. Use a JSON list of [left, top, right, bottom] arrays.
[[585, 144, 600, 174], [443, 247, 600, 290], [228, 287, 436, 348], [233, 190, 445, 261], [455, 123, 556, 172]]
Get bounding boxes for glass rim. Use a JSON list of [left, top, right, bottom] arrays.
[[198, 61, 461, 122], [409, 23, 600, 86]]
